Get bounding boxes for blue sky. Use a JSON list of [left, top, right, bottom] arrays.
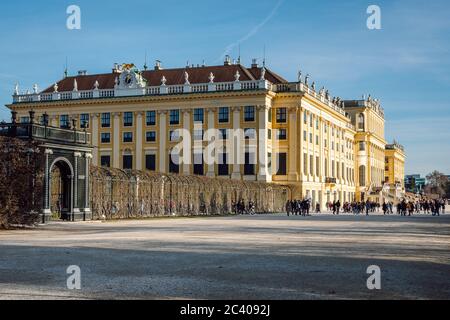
[[0, 0, 449, 175]]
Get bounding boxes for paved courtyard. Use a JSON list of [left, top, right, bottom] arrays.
[[0, 213, 449, 300]]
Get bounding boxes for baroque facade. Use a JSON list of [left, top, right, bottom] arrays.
[[7, 58, 405, 209]]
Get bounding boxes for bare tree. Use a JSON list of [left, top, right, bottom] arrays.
[[0, 137, 43, 229]]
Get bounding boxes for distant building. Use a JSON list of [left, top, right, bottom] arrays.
[[384, 142, 406, 203], [404, 174, 426, 194]]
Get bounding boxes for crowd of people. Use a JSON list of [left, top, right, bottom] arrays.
[[326, 200, 380, 215], [285, 199, 313, 216], [283, 198, 447, 217], [232, 200, 256, 215], [387, 199, 446, 216], [230, 197, 447, 217]]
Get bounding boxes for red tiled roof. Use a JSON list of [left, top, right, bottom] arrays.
[[41, 64, 287, 93]]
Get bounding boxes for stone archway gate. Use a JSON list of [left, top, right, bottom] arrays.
[[0, 111, 93, 223]]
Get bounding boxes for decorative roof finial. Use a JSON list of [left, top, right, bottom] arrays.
[[297, 70, 302, 83], [208, 72, 215, 83], [161, 76, 167, 86], [53, 83, 58, 93], [304, 74, 310, 86], [311, 81, 316, 91], [234, 70, 241, 82], [184, 71, 190, 84], [260, 67, 266, 80], [114, 76, 119, 88], [14, 83, 19, 95], [319, 87, 325, 95], [33, 84, 38, 94], [93, 80, 99, 90], [73, 79, 78, 91]]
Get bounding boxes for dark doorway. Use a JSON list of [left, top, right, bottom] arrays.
[[50, 160, 72, 220]]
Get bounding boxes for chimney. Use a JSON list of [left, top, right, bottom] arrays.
[[78, 70, 87, 76], [224, 55, 232, 66], [251, 59, 258, 68], [112, 63, 121, 73], [154, 60, 162, 70]]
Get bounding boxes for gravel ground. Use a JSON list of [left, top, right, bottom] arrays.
[[0, 213, 449, 300]]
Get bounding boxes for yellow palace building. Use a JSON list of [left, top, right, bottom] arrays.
[[7, 57, 405, 209]]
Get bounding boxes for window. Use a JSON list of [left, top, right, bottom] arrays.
[[278, 128, 287, 140], [244, 106, 255, 122], [219, 129, 228, 140], [303, 153, 307, 174], [100, 155, 110, 168], [359, 165, 366, 186], [337, 161, 340, 179], [304, 112, 307, 124], [101, 133, 111, 143], [146, 111, 156, 126], [244, 128, 256, 140], [101, 113, 111, 128], [193, 153, 204, 175], [80, 113, 89, 128], [268, 129, 272, 140], [310, 114, 313, 127], [268, 109, 272, 123], [146, 131, 156, 142], [193, 129, 204, 141], [332, 160, 335, 178], [244, 152, 255, 175], [218, 151, 229, 176], [324, 139, 327, 148], [60, 115, 69, 128], [276, 108, 287, 123], [169, 130, 180, 141], [20, 116, 30, 124], [145, 154, 156, 171], [359, 141, 366, 151], [123, 155, 133, 170], [123, 112, 133, 127], [193, 108, 204, 123], [316, 156, 320, 176], [170, 109, 180, 125], [123, 132, 133, 143], [325, 158, 328, 177], [310, 155, 314, 175], [316, 119, 319, 130], [169, 153, 179, 174], [303, 130, 307, 141], [315, 135, 319, 145], [268, 152, 272, 173], [358, 113, 365, 130], [277, 153, 287, 175], [309, 133, 313, 143], [218, 107, 229, 123]]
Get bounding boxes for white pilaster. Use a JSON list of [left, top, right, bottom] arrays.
[[113, 112, 120, 168], [159, 111, 167, 173], [288, 106, 299, 181], [231, 106, 242, 180], [257, 105, 270, 182], [183, 110, 191, 175], [136, 112, 143, 170], [207, 108, 215, 177], [91, 114, 99, 165]]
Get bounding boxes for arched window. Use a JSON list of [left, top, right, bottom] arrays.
[[359, 165, 366, 187], [358, 113, 365, 131]]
